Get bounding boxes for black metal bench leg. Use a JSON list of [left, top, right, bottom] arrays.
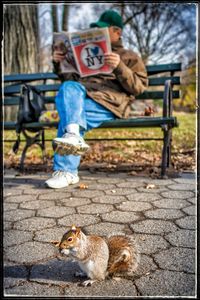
[[161, 125, 171, 177], [35, 140, 47, 165], [167, 129, 172, 168], [40, 129, 46, 164], [19, 144, 30, 171], [19, 129, 46, 171]]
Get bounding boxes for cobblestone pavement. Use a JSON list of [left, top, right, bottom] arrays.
[[3, 169, 197, 298]]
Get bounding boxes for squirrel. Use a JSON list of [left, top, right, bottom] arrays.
[[51, 225, 140, 286]]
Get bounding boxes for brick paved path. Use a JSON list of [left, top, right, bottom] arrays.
[[3, 170, 197, 297]]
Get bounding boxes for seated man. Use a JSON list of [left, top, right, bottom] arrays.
[[45, 9, 148, 189]]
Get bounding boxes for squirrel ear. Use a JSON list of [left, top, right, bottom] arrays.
[[75, 227, 81, 236], [71, 224, 77, 231], [71, 225, 81, 236]]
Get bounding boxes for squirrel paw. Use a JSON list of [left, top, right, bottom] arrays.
[[74, 271, 86, 278], [79, 279, 97, 287]]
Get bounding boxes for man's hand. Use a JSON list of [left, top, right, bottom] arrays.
[[104, 52, 120, 69], [52, 50, 66, 63]]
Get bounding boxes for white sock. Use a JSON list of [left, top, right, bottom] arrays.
[[66, 123, 80, 136]]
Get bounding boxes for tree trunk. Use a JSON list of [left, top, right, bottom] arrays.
[[52, 5, 59, 32], [4, 4, 39, 121], [4, 4, 39, 74], [62, 5, 69, 31]]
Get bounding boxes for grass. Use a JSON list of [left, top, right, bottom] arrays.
[[3, 112, 196, 171]]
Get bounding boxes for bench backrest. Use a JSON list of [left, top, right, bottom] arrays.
[[3, 63, 181, 107]]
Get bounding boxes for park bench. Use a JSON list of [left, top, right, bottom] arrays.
[[4, 63, 181, 176]]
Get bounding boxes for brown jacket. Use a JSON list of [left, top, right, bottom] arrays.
[[53, 39, 148, 118]]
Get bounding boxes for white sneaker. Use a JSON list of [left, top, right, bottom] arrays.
[[53, 133, 90, 156], [45, 170, 79, 189]]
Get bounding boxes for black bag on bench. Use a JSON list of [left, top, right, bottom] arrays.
[[13, 84, 46, 154]]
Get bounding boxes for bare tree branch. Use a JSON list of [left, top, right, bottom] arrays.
[[111, 3, 196, 65]]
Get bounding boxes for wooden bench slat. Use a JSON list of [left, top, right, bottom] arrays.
[[99, 117, 179, 128], [146, 63, 182, 74], [4, 116, 178, 131], [137, 90, 180, 99], [3, 96, 56, 106], [4, 84, 60, 95], [4, 90, 180, 106], [148, 76, 180, 85], [4, 72, 181, 97], [4, 76, 181, 96], [4, 63, 182, 83], [3, 97, 20, 106], [4, 121, 58, 130], [4, 73, 58, 82], [3, 89, 180, 106]]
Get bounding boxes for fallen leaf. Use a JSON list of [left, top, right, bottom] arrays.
[[128, 171, 137, 176], [144, 106, 155, 116], [146, 184, 156, 189], [60, 283, 70, 288], [79, 183, 88, 189]]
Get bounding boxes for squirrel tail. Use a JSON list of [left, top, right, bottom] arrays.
[[117, 248, 131, 263], [107, 235, 140, 277]]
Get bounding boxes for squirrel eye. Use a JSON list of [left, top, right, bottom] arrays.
[[67, 237, 73, 242]]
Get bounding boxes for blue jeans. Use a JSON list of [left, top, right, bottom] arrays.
[[53, 81, 116, 174]]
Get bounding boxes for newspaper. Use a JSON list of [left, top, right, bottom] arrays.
[[53, 27, 112, 77]]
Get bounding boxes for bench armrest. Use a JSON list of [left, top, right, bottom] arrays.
[[163, 79, 173, 118]]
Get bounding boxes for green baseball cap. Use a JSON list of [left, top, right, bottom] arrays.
[[90, 10, 124, 29]]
